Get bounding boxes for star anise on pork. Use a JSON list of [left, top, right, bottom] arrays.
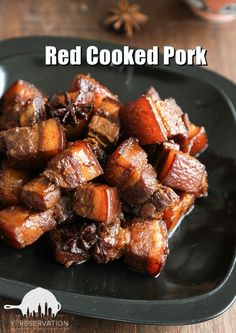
[[48, 92, 93, 127]]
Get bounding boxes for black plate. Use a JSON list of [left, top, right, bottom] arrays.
[[0, 37, 235, 325]]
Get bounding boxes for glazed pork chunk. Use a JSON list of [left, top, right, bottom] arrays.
[[88, 97, 121, 147], [105, 137, 158, 206], [0, 80, 45, 130], [134, 184, 179, 219], [159, 148, 207, 194], [74, 183, 121, 224], [87, 97, 121, 160], [120, 87, 188, 144], [163, 193, 196, 231], [0, 161, 31, 207], [21, 177, 61, 211], [0, 206, 56, 248], [2, 118, 66, 168], [125, 218, 169, 277], [154, 98, 188, 139], [70, 74, 118, 110], [180, 114, 208, 156], [43, 141, 103, 189], [120, 95, 168, 144]]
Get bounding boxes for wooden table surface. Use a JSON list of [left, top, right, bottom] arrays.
[[0, 0, 235, 332]]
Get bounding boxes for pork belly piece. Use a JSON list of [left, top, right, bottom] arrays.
[[74, 183, 121, 224], [105, 138, 158, 205], [135, 184, 179, 219], [70, 74, 118, 110], [19, 96, 46, 127], [88, 97, 121, 150], [125, 218, 169, 277], [47, 91, 94, 140], [3, 119, 66, 168], [0, 80, 44, 130], [120, 95, 168, 145], [163, 193, 196, 231], [49, 222, 97, 268], [105, 137, 148, 187], [43, 141, 103, 189], [21, 177, 60, 210], [0, 205, 56, 248], [0, 162, 31, 207], [121, 165, 158, 206], [93, 220, 130, 263], [180, 115, 208, 156], [154, 98, 188, 139], [159, 149, 206, 194], [146, 86, 161, 102]]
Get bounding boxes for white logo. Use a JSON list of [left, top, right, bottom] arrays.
[[4, 287, 61, 317]]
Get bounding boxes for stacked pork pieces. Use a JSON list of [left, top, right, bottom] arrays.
[[0, 75, 208, 277]]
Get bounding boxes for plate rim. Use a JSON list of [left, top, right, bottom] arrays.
[[0, 36, 235, 325]]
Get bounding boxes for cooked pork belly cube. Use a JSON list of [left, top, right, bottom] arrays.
[[96, 97, 121, 123], [163, 193, 196, 231], [21, 177, 60, 210], [0, 205, 56, 248], [43, 141, 103, 189], [70, 74, 118, 110], [154, 98, 188, 139], [136, 184, 179, 219], [159, 149, 206, 194], [105, 137, 148, 187], [105, 138, 158, 206], [89, 116, 120, 147], [3, 119, 66, 168], [125, 218, 169, 277], [93, 220, 130, 264], [120, 96, 168, 144], [74, 183, 121, 224], [121, 165, 158, 206], [88, 98, 121, 149], [180, 115, 208, 156], [49, 222, 97, 268], [19, 96, 46, 127], [0, 162, 31, 207], [145, 86, 161, 102], [0, 80, 44, 130]]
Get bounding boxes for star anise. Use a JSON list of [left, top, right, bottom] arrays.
[[48, 92, 93, 127], [105, 0, 148, 37]]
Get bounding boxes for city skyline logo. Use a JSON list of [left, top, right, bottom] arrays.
[[4, 287, 61, 317]]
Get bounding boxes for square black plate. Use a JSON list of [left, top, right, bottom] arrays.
[[0, 37, 235, 325]]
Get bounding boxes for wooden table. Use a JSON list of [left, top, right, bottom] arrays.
[[0, 0, 235, 332]]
